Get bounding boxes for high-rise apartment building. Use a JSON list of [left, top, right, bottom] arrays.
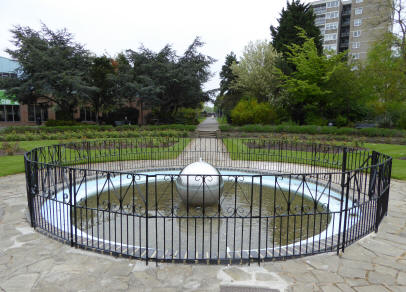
[[310, 0, 393, 60]]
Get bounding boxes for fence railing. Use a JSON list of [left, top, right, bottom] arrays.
[[24, 137, 392, 264]]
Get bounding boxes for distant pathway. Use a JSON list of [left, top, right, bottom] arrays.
[[196, 117, 219, 137]]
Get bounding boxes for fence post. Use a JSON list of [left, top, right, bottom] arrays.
[[336, 147, 347, 255], [69, 169, 75, 247], [368, 151, 379, 199], [375, 162, 384, 232], [24, 156, 36, 228]]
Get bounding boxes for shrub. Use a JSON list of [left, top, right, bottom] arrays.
[[45, 120, 81, 127], [0, 142, 22, 155], [231, 99, 278, 126], [173, 108, 199, 125], [335, 115, 348, 127]]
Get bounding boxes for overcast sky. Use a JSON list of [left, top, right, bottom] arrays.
[[0, 0, 312, 92]]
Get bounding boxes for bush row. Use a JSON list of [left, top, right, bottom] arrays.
[[220, 124, 406, 137], [0, 130, 190, 141], [1, 124, 197, 134]]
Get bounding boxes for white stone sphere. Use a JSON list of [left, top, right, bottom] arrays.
[[176, 159, 224, 206]]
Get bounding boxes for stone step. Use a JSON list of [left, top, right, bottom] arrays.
[[196, 131, 218, 138]]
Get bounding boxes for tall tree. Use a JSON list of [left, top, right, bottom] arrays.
[[270, 0, 323, 58], [86, 55, 116, 123], [115, 37, 214, 123], [215, 52, 241, 120], [219, 52, 238, 96], [359, 34, 406, 127], [4, 24, 92, 119], [231, 40, 280, 102]]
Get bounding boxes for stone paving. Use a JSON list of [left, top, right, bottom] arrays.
[[1, 171, 405, 291]]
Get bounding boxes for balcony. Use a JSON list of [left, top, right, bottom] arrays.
[[341, 21, 350, 27], [341, 10, 351, 16], [315, 19, 326, 26], [341, 32, 350, 37], [314, 9, 327, 15]]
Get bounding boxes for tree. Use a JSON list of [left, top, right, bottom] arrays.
[[4, 24, 92, 119], [215, 52, 242, 120], [373, 0, 406, 61], [270, 1, 323, 58], [219, 52, 239, 96], [277, 31, 364, 125], [115, 37, 214, 123], [86, 55, 116, 123], [231, 40, 280, 102], [359, 34, 406, 127]]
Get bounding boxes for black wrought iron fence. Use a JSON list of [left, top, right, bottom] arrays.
[[24, 137, 392, 264]]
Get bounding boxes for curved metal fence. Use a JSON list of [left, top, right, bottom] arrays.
[[24, 137, 392, 264]]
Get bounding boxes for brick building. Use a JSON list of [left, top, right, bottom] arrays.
[[0, 56, 147, 126]]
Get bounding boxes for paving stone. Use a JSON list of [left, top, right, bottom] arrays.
[[222, 267, 252, 281], [290, 271, 317, 283], [368, 271, 397, 286], [312, 270, 344, 283], [397, 272, 406, 285], [255, 272, 278, 281], [320, 285, 342, 292], [354, 285, 389, 292], [335, 283, 354, 292], [1, 273, 39, 292], [338, 266, 367, 279]]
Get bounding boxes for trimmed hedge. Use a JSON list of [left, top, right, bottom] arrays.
[[220, 124, 406, 138], [0, 129, 191, 141], [1, 124, 197, 134]]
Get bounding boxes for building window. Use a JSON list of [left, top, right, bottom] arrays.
[[324, 33, 337, 41], [80, 107, 96, 121], [326, 1, 339, 8], [326, 11, 339, 19], [0, 105, 20, 122], [355, 8, 363, 15], [352, 42, 360, 49], [353, 30, 361, 37], [315, 17, 326, 26], [325, 22, 338, 30], [352, 53, 360, 59], [355, 0, 363, 3], [323, 44, 337, 51], [28, 104, 48, 122], [354, 19, 362, 26]]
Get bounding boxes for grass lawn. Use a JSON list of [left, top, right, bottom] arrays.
[[222, 138, 406, 181], [0, 138, 190, 177]]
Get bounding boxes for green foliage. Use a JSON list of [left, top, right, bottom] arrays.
[[215, 52, 242, 121], [277, 30, 364, 125], [231, 99, 278, 126], [116, 37, 215, 123], [86, 55, 117, 123], [45, 120, 81, 127], [173, 108, 199, 125], [360, 34, 406, 128], [270, 0, 323, 58], [0, 142, 22, 155], [4, 24, 92, 117], [231, 41, 280, 102]]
